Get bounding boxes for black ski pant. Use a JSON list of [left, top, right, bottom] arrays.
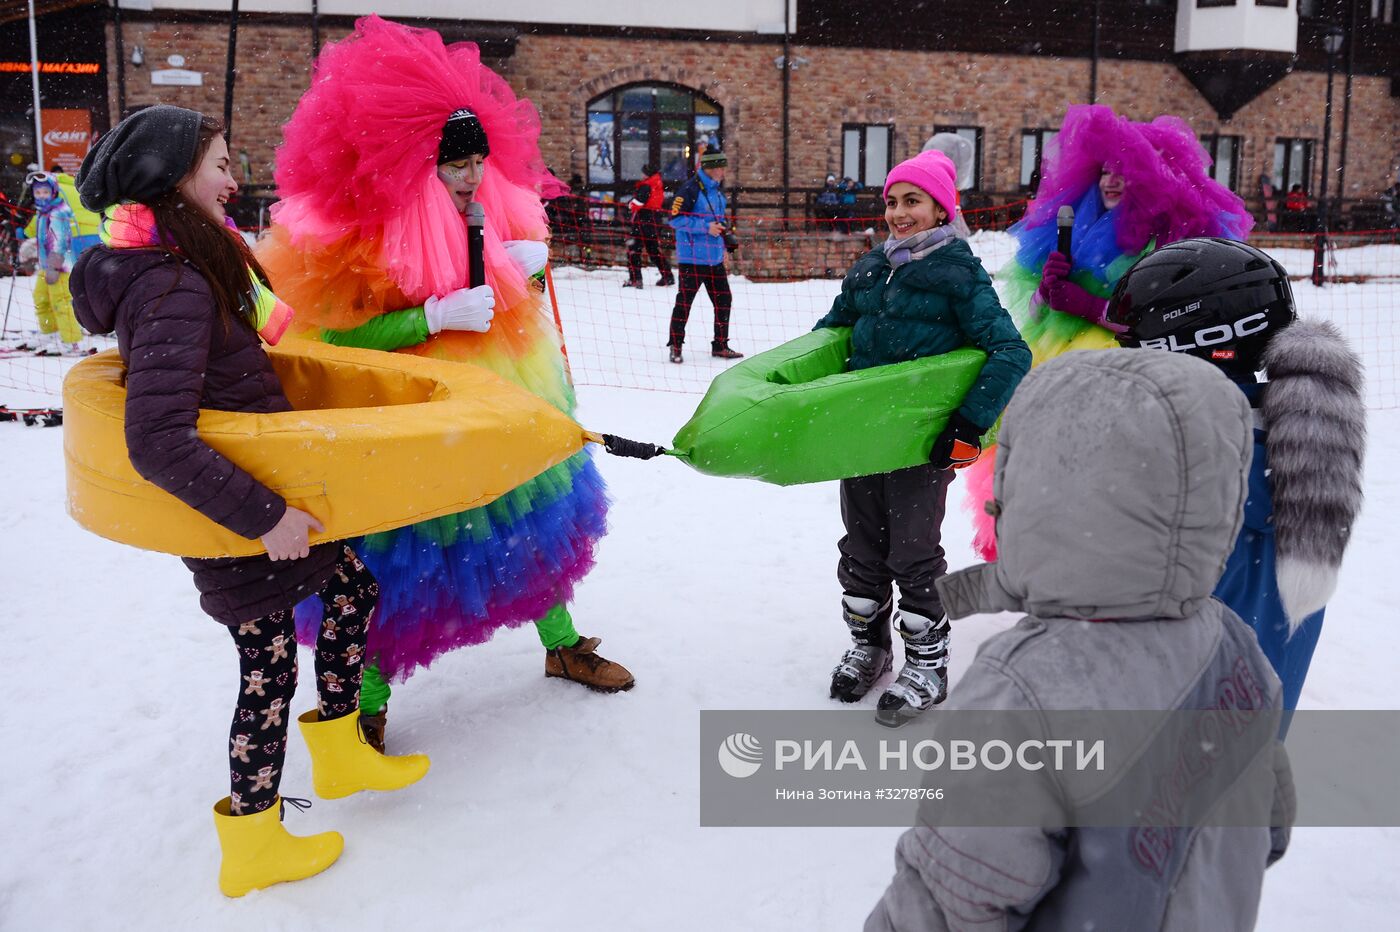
[[226, 544, 378, 816], [837, 463, 953, 628], [627, 211, 672, 280], [668, 262, 733, 351]]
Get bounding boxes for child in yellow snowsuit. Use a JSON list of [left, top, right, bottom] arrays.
[[25, 173, 83, 352]]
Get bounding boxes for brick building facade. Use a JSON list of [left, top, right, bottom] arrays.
[[6, 2, 1395, 218]]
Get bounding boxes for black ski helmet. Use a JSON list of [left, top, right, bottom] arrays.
[[1105, 237, 1296, 381]]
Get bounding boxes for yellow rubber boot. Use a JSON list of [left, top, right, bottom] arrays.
[[297, 710, 430, 800], [212, 797, 343, 897]]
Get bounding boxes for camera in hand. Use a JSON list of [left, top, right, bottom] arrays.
[[721, 224, 739, 253]]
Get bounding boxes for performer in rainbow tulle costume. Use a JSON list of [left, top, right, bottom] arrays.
[[256, 16, 633, 747], [966, 105, 1254, 560]]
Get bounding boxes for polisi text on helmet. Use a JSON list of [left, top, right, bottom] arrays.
[[1161, 301, 1202, 322]]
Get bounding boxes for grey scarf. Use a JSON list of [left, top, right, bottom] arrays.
[[883, 224, 956, 269]]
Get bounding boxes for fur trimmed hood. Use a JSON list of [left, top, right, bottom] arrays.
[[938, 349, 1253, 622], [1261, 319, 1367, 628]]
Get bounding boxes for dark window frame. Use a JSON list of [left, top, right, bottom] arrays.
[[1273, 137, 1316, 194], [1199, 133, 1243, 191], [842, 123, 896, 190], [1019, 128, 1058, 193], [932, 124, 984, 192], [584, 82, 723, 201], [1196, 0, 1238, 8]]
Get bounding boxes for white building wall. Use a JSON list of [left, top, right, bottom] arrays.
[[1175, 0, 1298, 54], [138, 0, 796, 34]]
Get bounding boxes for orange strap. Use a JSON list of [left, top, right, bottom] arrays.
[[544, 265, 573, 383]]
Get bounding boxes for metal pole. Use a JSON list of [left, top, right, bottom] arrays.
[[28, 0, 45, 168], [1312, 43, 1337, 287], [113, 0, 127, 118], [312, 0, 321, 59], [780, 0, 790, 222], [223, 0, 240, 139], [2, 266, 21, 337], [1089, 0, 1101, 104], [1337, 0, 1357, 212]]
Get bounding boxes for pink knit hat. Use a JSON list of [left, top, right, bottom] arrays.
[[882, 150, 958, 219]]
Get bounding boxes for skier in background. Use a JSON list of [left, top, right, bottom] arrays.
[[23, 172, 84, 355], [622, 162, 673, 288]]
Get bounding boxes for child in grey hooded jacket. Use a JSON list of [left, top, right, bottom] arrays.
[[866, 349, 1294, 932]]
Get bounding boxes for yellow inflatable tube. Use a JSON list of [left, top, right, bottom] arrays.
[[63, 338, 589, 558]]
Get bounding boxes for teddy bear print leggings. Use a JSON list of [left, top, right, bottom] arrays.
[[226, 545, 379, 816]]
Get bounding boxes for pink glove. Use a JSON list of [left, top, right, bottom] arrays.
[[1046, 279, 1111, 326], [1034, 251, 1114, 327], [1034, 251, 1072, 305]]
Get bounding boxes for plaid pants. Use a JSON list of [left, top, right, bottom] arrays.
[[668, 262, 733, 350]]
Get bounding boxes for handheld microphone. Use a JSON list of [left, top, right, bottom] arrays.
[[1056, 205, 1074, 260], [467, 202, 486, 288]]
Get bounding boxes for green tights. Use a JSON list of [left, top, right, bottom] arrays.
[[358, 604, 580, 714]]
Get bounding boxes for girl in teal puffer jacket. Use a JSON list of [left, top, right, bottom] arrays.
[[814, 150, 1030, 726]]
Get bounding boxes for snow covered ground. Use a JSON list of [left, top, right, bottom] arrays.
[[2, 259, 1398, 929]]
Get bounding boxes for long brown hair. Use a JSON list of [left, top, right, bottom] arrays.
[[145, 115, 268, 330]]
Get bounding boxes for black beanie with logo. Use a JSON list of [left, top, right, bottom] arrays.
[[438, 109, 490, 164]]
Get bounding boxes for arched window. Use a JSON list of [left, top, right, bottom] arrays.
[[585, 83, 723, 199]]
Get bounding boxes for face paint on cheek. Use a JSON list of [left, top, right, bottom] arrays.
[[439, 162, 476, 183]]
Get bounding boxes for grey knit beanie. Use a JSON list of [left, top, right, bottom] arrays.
[[77, 105, 204, 211]]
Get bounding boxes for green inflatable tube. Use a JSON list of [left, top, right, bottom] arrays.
[[670, 328, 986, 485]]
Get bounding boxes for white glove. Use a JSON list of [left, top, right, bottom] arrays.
[[424, 285, 495, 334], [503, 239, 549, 279]]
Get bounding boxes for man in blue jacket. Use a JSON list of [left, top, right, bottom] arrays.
[[666, 151, 743, 363]]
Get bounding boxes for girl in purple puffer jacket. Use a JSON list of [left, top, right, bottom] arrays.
[[69, 105, 428, 897]]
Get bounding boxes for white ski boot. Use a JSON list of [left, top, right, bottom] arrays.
[[875, 610, 950, 727], [830, 595, 893, 702]]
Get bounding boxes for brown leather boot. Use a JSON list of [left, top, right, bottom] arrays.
[[545, 636, 635, 692], [358, 709, 387, 754]]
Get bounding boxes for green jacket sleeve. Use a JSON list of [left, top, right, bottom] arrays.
[[813, 285, 858, 331], [321, 306, 430, 351], [950, 266, 1032, 430]]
